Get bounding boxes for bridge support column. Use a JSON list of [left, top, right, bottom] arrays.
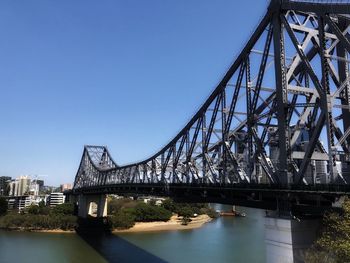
[[77, 194, 108, 218], [78, 194, 88, 218], [265, 214, 320, 263], [97, 194, 108, 217]]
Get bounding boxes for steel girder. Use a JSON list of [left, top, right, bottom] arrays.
[[74, 0, 350, 190]]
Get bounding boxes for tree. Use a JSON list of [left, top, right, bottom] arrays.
[[52, 203, 74, 215], [38, 201, 50, 215], [176, 206, 194, 218], [38, 200, 46, 208], [28, 204, 40, 215], [134, 202, 172, 222], [0, 197, 7, 216], [305, 198, 350, 263], [181, 217, 192, 225], [108, 198, 137, 215], [161, 199, 176, 212], [109, 210, 136, 230]]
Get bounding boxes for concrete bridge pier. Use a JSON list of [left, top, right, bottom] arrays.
[[265, 212, 320, 263], [77, 194, 108, 218]]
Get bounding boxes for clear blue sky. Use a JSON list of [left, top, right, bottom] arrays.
[[0, 0, 269, 186]]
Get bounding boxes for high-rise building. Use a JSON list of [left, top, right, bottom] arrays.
[[0, 176, 11, 196], [8, 176, 31, 196], [8, 180, 16, 196], [18, 176, 31, 196]]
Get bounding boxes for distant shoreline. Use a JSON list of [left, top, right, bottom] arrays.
[[113, 214, 212, 233], [0, 227, 75, 233]]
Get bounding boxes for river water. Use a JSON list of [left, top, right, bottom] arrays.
[[0, 205, 266, 263]]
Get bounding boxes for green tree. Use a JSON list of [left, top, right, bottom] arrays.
[[134, 202, 172, 222], [38, 200, 46, 208], [305, 198, 350, 263], [27, 204, 40, 215], [148, 199, 156, 206], [108, 198, 137, 215], [0, 197, 7, 216], [181, 217, 192, 225], [161, 199, 176, 212], [52, 203, 74, 215], [176, 206, 194, 218], [109, 210, 136, 230]]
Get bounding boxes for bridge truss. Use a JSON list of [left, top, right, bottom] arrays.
[[74, 1, 350, 200]]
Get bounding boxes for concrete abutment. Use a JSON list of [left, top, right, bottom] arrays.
[[265, 214, 320, 263], [77, 194, 108, 218]]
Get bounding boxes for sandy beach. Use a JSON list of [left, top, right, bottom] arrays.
[[32, 229, 75, 233], [113, 214, 212, 233]]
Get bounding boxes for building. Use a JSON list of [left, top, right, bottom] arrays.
[[48, 192, 65, 207], [8, 176, 31, 197], [60, 183, 72, 192], [18, 176, 31, 196], [29, 181, 40, 196], [35, 179, 44, 193], [42, 185, 60, 194], [17, 196, 33, 211], [0, 176, 11, 196], [7, 195, 47, 212], [8, 180, 16, 196]]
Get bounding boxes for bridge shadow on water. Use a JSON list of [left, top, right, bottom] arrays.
[[76, 219, 166, 263]]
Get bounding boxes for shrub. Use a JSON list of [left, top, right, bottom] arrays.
[[52, 203, 74, 215], [109, 210, 136, 230], [304, 198, 350, 263], [200, 207, 219, 218], [27, 205, 40, 215], [0, 212, 77, 230]]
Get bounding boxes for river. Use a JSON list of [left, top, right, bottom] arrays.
[[0, 205, 266, 263]]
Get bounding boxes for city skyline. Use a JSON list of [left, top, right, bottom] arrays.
[[0, 0, 268, 186]]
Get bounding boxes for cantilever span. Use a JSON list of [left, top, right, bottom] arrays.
[[74, 0, 350, 196]]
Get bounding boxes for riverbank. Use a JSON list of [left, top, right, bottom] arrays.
[[0, 214, 213, 234], [113, 214, 212, 233], [0, 227, 75, 233]]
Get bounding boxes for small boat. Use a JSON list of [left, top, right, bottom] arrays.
[[220, 211, 235, 216], [219, 207, 247, 217]]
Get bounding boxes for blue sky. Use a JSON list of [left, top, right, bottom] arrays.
[[0, 0, 269, 186]]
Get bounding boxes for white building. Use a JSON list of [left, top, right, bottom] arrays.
[[49, 192, 65, 207], [8, 195, 42, 211], [29, 181, 39, 196]]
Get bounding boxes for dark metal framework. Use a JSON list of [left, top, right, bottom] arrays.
[[74, 0, 350, 193]]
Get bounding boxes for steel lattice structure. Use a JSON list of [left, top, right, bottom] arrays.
[[74, 0, 350, 192]]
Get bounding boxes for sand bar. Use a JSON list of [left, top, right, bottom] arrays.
[[113, 214, 212, 233]]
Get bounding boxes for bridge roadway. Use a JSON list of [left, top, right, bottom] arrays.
[[69, 183, 349, 216]]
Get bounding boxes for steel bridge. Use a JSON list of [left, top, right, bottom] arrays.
[[71, 0, 350, 215]]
